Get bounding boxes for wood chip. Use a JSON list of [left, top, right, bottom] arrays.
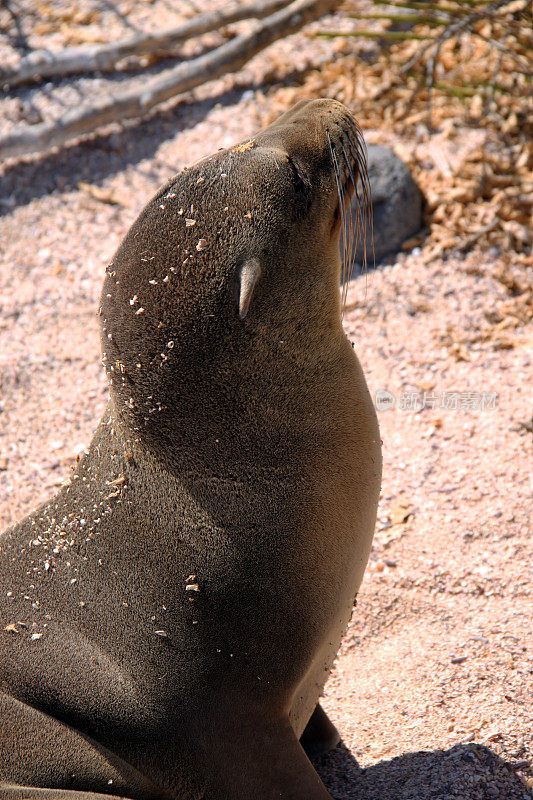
[[390, 501, 415, 525], [4, 623, 19, 633], [78, 182, 128, 207]]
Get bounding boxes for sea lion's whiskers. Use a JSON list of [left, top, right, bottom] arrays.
[[327, 131, 349, 314], [340, 139, 362, 291], [327, 134, 347, 274], [341, 173, 353, 308], [340, 141, 362, 309], [355, 130, 374, 280], [342, 131, 373, 303]]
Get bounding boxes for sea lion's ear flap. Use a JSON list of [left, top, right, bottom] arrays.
[[238, 258, 261, 320]]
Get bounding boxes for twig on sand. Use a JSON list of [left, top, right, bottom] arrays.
[[0, 0, 339, 162], [0, 0, 288, 89], [455, 218, 499, 253]]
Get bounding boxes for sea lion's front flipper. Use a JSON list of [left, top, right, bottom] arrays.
[[300, 703, 341, 758]]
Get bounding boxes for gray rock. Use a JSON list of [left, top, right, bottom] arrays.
[[341, 144, 423, 269]]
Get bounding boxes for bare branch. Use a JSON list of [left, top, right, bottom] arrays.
[[400, 0, 515, 76], [0, 0, 338, 162], [473, 30, 531, 74], [316, 29, 430, 40], [0, 0, 288, 89], [424, 0, 512, 127], [315, 30, 435, 42], [454, 218, 500, 253]]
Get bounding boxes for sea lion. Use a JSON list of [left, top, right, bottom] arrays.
[[0, 98, 382, 799]]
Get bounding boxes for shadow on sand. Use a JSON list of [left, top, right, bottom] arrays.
[[0, 89, 243, 219], [0, 63, 319, 219], [312, 742, 531, 800]]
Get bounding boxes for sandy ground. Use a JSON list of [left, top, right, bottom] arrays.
[[0, 7, 532, 800]]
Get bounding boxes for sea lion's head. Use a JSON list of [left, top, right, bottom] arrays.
[[99, 99, 369, 461]]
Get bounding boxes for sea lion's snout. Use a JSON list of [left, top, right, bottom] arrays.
[[254, 98, 368, 237]]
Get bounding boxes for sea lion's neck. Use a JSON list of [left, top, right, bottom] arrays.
[[105, 315, 352, 473], [51, 320, 358, 559]]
